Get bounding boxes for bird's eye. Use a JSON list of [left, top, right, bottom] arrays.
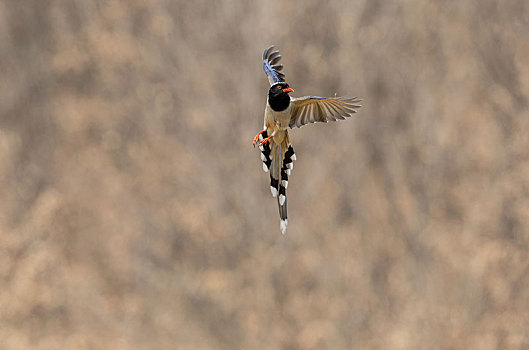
[[277, 85, 282, 89]]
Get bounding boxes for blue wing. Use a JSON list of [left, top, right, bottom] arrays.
[[262, 46, 285, 85]]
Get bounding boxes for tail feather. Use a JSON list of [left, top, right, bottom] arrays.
[[260, 135, 272, 172], [259, 130, 295, 234]]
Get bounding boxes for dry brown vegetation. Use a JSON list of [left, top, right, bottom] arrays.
[[1, 1, 529, 349]]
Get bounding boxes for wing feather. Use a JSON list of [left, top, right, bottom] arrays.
[[309, 104, 317, 123], [302, 104, 310, 126], [262, 46, 286, 85], [306, 105, 316, 124], [325, 102, 339, 121], [319, 103, 334, 122], [308, 104, 315, 124], [328, 101, 345, 120], [289, 96, 362, 128]]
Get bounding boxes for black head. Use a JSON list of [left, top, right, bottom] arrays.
[[268, 82, 294, 112]]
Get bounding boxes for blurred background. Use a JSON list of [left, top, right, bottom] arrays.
[[1, 0, 529, 349]]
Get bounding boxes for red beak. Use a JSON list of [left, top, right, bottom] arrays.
[[283, 87, 294, 93]]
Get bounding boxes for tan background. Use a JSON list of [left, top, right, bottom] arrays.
[[1, 1, 529, 349]]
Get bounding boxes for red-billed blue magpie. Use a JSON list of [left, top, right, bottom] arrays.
[[253, 46, 362, 234]]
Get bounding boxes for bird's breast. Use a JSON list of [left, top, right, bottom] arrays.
[[265, 102, 291, 130]]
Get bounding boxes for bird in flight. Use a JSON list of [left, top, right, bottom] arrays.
[[253, 46, 361, 235]]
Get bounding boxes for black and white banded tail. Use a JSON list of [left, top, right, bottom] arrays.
[[259, 131, 296, 234]]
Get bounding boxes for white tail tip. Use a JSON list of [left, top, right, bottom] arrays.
[[281, 180, 288, 189], [286, 169, 291, 175], [263, 163, 268, 172], [279, 194, 286, 206], [270, 186, 278, 197], [260, 152, 266, 161], [280, 219, 288, 235]]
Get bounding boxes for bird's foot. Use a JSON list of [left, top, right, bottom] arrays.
[[259, 135, 274, 146], [253, 129, 267, 147]]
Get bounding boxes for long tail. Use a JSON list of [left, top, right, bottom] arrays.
[[259, 131, 296, 234]]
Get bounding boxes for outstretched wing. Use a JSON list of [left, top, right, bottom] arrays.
[[262, 46, 285, 85], [289, 96, 362, 128]]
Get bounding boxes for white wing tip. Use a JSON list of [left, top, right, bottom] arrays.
[[279, 194, 286, 206], [263, 163, 269, 172], [281, 180, 288, 189], [280, 219, 288, 235], [270, 186, 278, 197]]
